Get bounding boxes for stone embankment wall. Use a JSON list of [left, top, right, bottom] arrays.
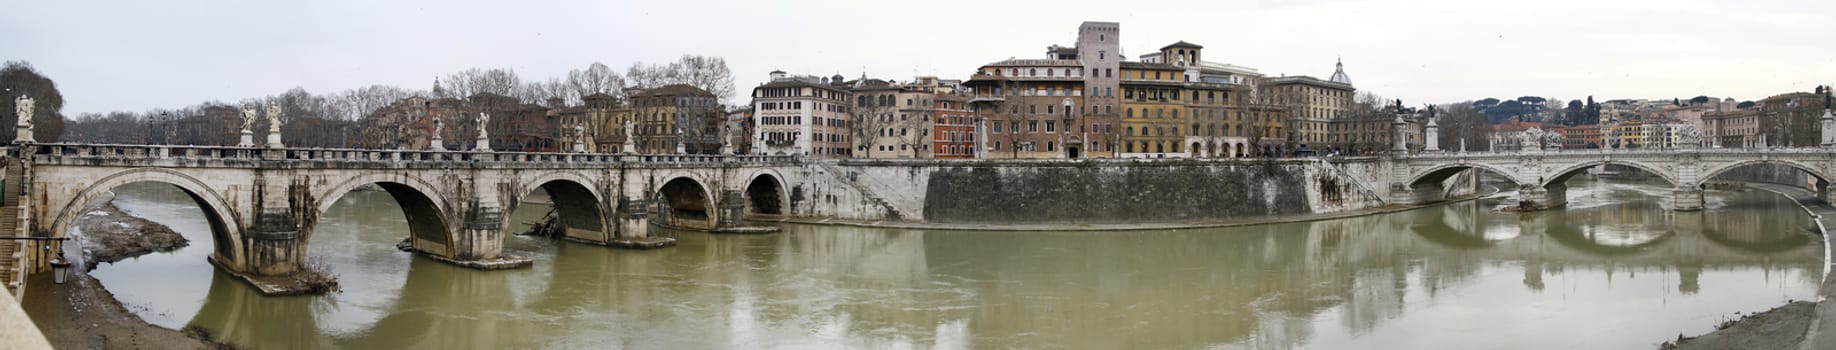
[[802, 159, 1406, 224], [1710, 164, 1818, 188]]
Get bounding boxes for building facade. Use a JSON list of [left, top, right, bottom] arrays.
[[630, 84, 722, 154], [751, 71, 855, 158]]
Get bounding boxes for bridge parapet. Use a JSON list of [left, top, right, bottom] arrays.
[[12, 143, 799, 168]]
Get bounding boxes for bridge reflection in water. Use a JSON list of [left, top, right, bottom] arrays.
[[85, 179, 1822, 349]]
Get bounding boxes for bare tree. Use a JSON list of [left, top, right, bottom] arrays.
[[443, 68, 521, 98], [566, 62, 625, 101], [671, 55, 735, 103]]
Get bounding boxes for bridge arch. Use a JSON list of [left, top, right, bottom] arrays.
[[742, 170, 789, 217], [1408, 162, 1524, 186], [655, 176, 716, 230], [1699, 159, 1832, 186], [1541, 160, 1679, 188], [50, 168, 246, 268], [505, 171, 607, 240], [311, 173, 456, 257]]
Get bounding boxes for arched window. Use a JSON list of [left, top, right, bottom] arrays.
[[1030, 69, 1037, 76], [1126, 108, 1134, 118], [1126, 126, 1134, 136]]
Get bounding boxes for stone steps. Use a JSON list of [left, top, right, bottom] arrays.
[[0, 161, 23, 295], [815, 162, 906, 221]]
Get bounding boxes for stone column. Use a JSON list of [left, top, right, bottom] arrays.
[[1817, 179, 1836, 206], [1391, 115, 1407, 153], [1821, 108, 1835, 148], [1424, 118, 1440, 152]]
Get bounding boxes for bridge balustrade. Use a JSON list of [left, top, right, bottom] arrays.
[[12, 143, 799, 167]]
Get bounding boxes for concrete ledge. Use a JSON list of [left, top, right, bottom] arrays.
[[709, 226, 781, 234], [204, 256, 326, 296], [602, 237, 677, 249], [415, 252, 532, 270]]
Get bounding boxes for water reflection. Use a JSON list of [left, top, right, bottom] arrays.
[[83, 178, 1823, 349]]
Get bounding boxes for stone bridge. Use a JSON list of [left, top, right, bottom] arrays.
[[0, 143, 872, 294], [1381, 148, 1836, 211], [6, 139, 1836, 296]]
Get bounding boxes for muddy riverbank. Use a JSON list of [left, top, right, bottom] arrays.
[[72, 201, 189, 269]]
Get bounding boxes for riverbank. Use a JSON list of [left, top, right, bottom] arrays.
[[21, 257, 232, 349], [759, 186, 1506, 232], [1659, 183, 1836, 350], [21, 195, 234, 349]]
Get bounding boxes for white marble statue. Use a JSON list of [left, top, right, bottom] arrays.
[[239, 107, 257, 132], [434, 117, 445, 136], [1674, 124, 1702, 147], [1542, 131, 1565, 150], [14, 95, 34, 143], [266, 104, 282, 133], [1519, 127, 1544, 150], [574, 122, 585, 138], [477, 113, 489, 136], [14, 95, 32, 124]]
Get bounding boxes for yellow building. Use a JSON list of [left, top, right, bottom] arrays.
[[1119, 61, 1188, 157]]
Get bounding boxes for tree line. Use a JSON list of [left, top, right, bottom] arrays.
[[49, 55, 734, 148]]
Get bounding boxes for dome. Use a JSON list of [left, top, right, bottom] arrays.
[[1329, 57, 1352, 85]]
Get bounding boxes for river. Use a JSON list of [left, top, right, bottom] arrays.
[[78, 177, 1823, 349]]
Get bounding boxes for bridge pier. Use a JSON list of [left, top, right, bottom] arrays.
[[1516, 183, 1568, 211], [716, 189, 745, 229], [608, 196, 673, 249], [1672, 188, 1705, 211], [1389, 182, 1445, 205], [437, 205, 531, 270]]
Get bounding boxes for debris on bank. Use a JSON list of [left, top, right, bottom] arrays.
[[1660, 301, 1813, 350], [74, 202, 190, 269]]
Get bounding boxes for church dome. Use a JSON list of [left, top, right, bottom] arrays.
[[1329, 58, 1352, 85]]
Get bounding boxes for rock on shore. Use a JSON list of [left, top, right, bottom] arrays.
[[73, 201, 190, 269]]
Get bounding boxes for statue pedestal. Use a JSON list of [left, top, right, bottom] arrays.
[[265, 133, 283, 148], [238, 131, 254, 147], [475, 139, 490, 152], [13, 126, 33, 144], [430, 137, 444, 151]]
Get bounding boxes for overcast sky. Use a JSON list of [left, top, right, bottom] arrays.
[[4, 0, 1832, 115]]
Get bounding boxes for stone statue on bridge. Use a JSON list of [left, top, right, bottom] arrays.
[[1674, 124, 1702, 148], [1519, 127, 1544, 151], [237, 106, 256, 147], [1541, 129, 1565, 150], [14, 94, 34, 143], [265, 104, 284, 148], [475, 112, 491, 151], [622, 120, 636, 153]]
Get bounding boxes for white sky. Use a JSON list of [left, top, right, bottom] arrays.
[[4, 0, 1833, 115]]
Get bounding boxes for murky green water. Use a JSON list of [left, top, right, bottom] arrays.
[[80, 178, 1824, 349]]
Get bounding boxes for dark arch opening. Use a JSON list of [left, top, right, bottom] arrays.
[[657, 177, 713, 230], [511, 180, 606, 240], [745, 175, 785, 216], [376, 183, 452, 248]]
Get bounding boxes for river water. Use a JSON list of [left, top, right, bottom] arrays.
[[80, 178, 1823, 349]]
